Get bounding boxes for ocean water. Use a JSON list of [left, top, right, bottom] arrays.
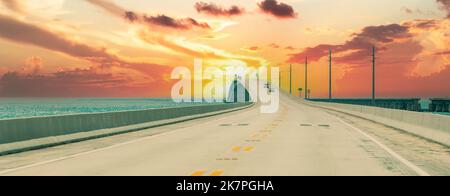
[[0, 98, 220, 120]]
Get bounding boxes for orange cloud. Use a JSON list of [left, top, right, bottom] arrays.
[[0, 65, 175, 97], [86, 0, 211, 31], [0, 14, 176, 97], [0, 14, 171, 72], [289, 24, 412, 63], [241, 46, 259, 53], [285, 46, 296, 50], [84, 0, 266, 68], [21, 56, 43, 75], [138, 31, 266, 67], [85, 0, 125, 17], [0, 53, 175, 97], [0, 15, 111, 59], [0, 0, 24, 13], [269, 43, 280, 48]]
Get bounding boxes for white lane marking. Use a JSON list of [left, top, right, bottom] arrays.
[[330, 114, 431, 176], [0, 106, 257, 176]]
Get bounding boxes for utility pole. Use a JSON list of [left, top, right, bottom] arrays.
[[279, 67, 281, 92], [299, 64, 302, 98], [305, 57, 308, 99], [278, 66, 281, 91], [372, 46, 376, 105], [289, 64, 292, 95], [329, 49, 332, 100]]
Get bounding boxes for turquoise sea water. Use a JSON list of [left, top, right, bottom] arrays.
[[0, 98, 218, 120]]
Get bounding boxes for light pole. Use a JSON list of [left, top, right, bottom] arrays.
[[279, 67, 281, 91], [305, 57, 309, 99], [372, 46, 376, 105], [289, 64, 292, 95], [329, 49, 332, 100], [279, 66, 292, 94]]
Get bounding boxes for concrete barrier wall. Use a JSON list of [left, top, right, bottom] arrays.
[[0, 103, 249, 145], [308, 101, 450, 133], [308, 98, 422, 111]]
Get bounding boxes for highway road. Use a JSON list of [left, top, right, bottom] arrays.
[[1, 93, 450, 176]]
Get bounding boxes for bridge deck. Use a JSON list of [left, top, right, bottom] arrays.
[[1, 94, 449, 176]]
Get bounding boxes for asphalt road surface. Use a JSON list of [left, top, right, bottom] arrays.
[[1, 93, 450, 176]]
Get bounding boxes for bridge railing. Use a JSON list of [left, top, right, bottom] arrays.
[[0, 102, 252, 155], [308, 98, 422, 111], [305, 100, 450, 146], [429, 99, 450, 113]]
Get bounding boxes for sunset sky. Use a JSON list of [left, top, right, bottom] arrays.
[[0, 0, 449, 98]]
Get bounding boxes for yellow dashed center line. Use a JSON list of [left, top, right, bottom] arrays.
[[244, 146, 254, 152], [191, 170, 208, 176], [191, 169, 224, 176], [232, 146, 242, 152], [210, 170, 224, 176]]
